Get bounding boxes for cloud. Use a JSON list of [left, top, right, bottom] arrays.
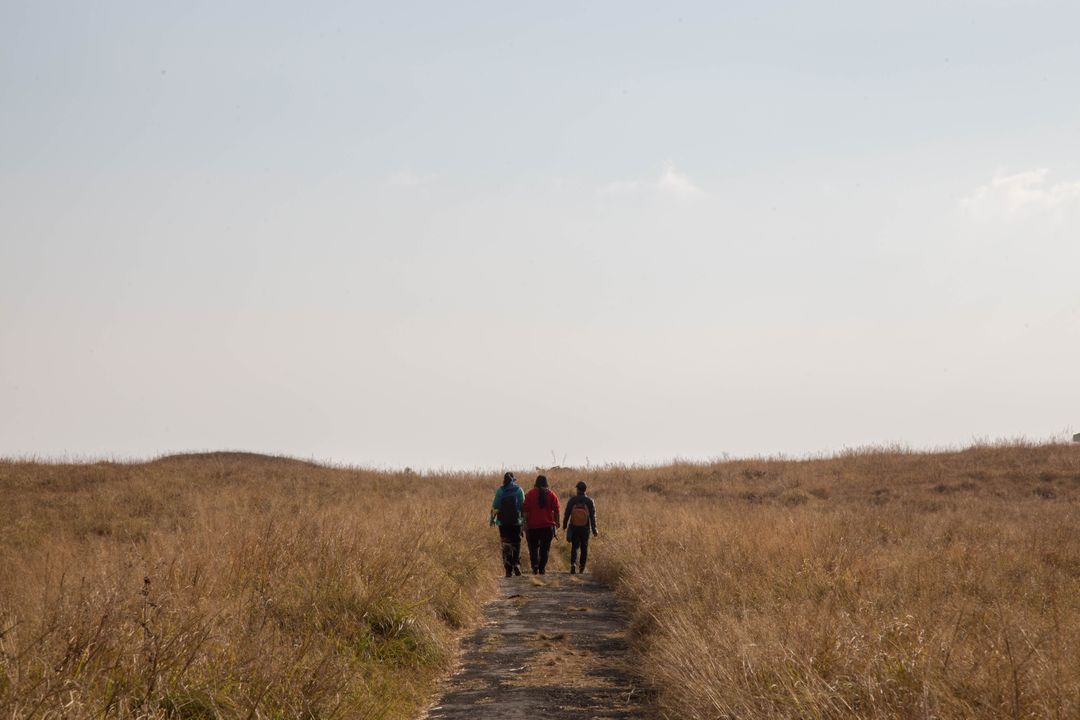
[[385, 168, 439, 188], [656, 163, 706, 198], [961, 169, 1080, 220], [599, 162, 706, 200]]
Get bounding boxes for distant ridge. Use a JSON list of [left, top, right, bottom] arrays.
[[150, 451, 324, 468]]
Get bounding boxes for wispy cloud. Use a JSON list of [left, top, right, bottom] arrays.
[[656, 163, 706, 198], [385, 168, 439, 188], [961, 169, 1080, 220], [599, 162, 706, 200]]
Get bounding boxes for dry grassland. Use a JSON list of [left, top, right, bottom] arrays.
[[3, 442, 1079, 719], [0, 453, 498, 720], [585, 442, 1080, 719]]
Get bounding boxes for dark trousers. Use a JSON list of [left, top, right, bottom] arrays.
[[568, 526, 590, 569], [525, 527, 555, 573], [499, 524, 522, 574]]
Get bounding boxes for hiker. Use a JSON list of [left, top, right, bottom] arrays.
[[562, 480, 598, 574], [522, 474, 561, 574], [490, 471, 525, 577]]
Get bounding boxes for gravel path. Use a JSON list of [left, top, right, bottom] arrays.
[[424, 573, 649, 720]]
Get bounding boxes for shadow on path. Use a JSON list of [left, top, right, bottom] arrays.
[[425, 573, 649, 720]]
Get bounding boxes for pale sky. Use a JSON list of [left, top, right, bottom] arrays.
[[2, 1, 1078, 469]]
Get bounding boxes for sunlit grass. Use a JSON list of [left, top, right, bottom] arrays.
[[0, 454, 498, 720], [585, 442, 1080, 719], [3, 442, 1078, 718]]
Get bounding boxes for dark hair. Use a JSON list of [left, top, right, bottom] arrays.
[[536, 475, 549, 507], [576, 481, 587, 494], [503, 472, 516, 486]]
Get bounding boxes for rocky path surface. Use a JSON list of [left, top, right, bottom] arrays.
[[425, 573, 649, 720]]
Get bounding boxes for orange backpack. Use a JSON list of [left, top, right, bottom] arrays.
[[570, 503, 590, 527]]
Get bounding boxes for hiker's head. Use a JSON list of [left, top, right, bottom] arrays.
[[535, 475, 550, 506], [503, 472, 516, 486], [576, 481, 587, 495]]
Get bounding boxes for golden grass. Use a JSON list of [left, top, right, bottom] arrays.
[[3, 443, 1079, 719], [581, 442, 1080, 719], [0, 453, 498, 720]]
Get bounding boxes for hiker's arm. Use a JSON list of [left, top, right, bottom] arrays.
[[562, 500, 571, 530], [589, 498, 598, 535]]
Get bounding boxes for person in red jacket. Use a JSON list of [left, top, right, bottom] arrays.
[[522, 475, 561, 574]]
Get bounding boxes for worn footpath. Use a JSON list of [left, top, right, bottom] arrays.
[[425, 573, 648, 720]]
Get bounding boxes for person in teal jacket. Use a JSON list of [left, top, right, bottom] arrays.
[[490, 472, 525, 577]]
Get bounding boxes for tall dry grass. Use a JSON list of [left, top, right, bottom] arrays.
[[0, 453, 499, 720], [578, 442, 1080, 719], [4, 443, 1080, 719]]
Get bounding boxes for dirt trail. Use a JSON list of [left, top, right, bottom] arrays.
[[425, 573, 649, 720]]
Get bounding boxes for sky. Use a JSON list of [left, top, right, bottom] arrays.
[[2, 1, 1079, 469]]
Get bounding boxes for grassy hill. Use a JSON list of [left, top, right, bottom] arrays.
[[0, 454, 495, 720], [2, 442, 1078, 719]]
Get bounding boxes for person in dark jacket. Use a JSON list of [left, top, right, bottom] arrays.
[[522, 475, 561, 574], [490, 472, 525, 577], [562, 480, 598, 574]]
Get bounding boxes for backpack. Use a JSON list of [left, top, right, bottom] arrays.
[[569, 502, 590, 528], [498, 487, 519, 525]]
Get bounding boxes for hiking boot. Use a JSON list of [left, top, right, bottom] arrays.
[[504, 569, 512, 578], [569, 565, 576, 574], [578, 564, 585, 574], [531, 566, 539, 575], [512, 565, 522, 576]]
